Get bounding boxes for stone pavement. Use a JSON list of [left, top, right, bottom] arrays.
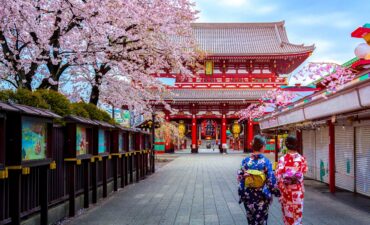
[[64, 154, 370, 225]]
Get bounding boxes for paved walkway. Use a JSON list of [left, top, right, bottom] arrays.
[[65, 154, 370, 225]]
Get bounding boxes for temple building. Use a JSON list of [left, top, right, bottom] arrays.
[[154, 21, 315, 153]]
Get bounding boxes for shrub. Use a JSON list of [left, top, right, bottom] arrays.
[[70, 102, 90, 118], [81, 103, 114, 124], [0, 89, 49, 109], [35, 89, 71, 117], [0, 89, 115, 124], [0, 90, 15, 102]]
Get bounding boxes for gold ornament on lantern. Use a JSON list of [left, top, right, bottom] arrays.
[[178, 120, 186, 138], [231, 120, 241, 139]]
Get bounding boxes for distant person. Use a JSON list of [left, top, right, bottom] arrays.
[[237, 135, 280, 225], [275, 136, 307, 225]]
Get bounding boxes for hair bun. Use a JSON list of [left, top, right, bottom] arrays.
[[252, 135, 266, 151]]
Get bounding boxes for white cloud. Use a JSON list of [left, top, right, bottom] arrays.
[[217, 0, 250, 7], [253, 5, 278, 14], [194, 0, 278, 16], [290, 12, 356, 29]]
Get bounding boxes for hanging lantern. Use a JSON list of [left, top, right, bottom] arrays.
[[231, 120, 241, 139], [178, 120, 186, 138], [354, 43, 370, 59]]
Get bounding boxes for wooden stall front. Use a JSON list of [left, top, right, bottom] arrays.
[[1, 102, 60, 225]]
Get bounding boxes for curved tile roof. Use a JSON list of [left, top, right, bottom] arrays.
[[191, 21, 314, 55]]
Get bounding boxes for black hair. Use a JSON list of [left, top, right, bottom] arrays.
[[285, 135, 298, 150], [252, 135, 266, 151]]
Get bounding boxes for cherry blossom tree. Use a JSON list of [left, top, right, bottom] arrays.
[[239, 62, 355, 121], [0, 0, 100, 90], [238, 89, 296, 121], [293, 62, 355, 93], [1, 0, 198, 115], [64, 0, 199, 110]]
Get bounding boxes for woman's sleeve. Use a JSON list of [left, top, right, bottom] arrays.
[[238, 159, 246, 196], [266, 160, 280, 196], [275, 156, 285, 181], [301, 155, 308, 174]]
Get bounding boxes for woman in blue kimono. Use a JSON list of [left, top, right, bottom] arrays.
[[237, 135, 280, 225]]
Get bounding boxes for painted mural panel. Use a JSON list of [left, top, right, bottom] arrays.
[[129, 133, 134, 151], [119, 132, 124, 152], [22, 117, 47, 160], [98, 129, 106, 153], [76, 125, 88, 155]]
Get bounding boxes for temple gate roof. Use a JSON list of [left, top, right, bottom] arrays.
[[191, 21, 314, 56]]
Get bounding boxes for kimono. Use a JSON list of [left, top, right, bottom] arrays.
[[238, 154, 280, 225], [276, 153, 308, 225]]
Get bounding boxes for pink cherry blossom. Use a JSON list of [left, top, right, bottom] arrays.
[[1, 0, 198, 116]]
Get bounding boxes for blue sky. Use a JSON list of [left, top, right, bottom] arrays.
[[194, 0, 369, 67]]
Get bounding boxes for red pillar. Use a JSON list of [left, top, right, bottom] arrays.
[[243, 120, 248, 153], [329, 121, 335, 193], [221, 115, 227, 152], [247, 120, 254, 150], [274, 134, 279, 163], [296, 130, 303, 155], [191, 115, 198, 153]]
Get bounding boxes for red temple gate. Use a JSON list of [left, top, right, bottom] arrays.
[[154, 22, 314, 153]]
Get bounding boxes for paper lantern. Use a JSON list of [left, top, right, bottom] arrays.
[[354, 43, 370, 59], [231, 121, 241, 139], [178, 120, 186, 138]]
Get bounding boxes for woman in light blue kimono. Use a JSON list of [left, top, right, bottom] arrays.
[[237, 135, 280, 225]]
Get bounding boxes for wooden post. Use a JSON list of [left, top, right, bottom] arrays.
[[191, 115, 197, 153], [124, 155, 128, 186], [9, 169, 21, 225], [39, 165, 48, 225], [139, 152, 143, 179], [102, 157, 107, 198], [91, 161, 98, 204], [329, 121, 335, 193], [67, 163, 76, 217], [135, 153, 140, 183], [83, 160, 90, 208], [120, 156, 125, 188], [151, 113, 156, 173], [143, 152, 147, 177], [113, 156, 118, 192], [129, 155, 133, 184]]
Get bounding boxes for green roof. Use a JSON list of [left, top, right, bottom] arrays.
[[342, 57, 359, 68]]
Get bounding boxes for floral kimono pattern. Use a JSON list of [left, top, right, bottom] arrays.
[[276, 153, 308, 225], [238, 154, 280, 225]]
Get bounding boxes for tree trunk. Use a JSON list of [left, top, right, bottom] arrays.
[[89, 84, 100, 105], [89, 64, 110, 105]]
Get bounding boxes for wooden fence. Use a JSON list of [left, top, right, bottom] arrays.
[[0, 126, 154, 225]]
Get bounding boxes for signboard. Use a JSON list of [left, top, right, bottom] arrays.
[[118, 133, 124, 152], [98, 129, 106, 153], [76, 125, 88, 155], [22, 118, 47, 160], [205, 61, 213, 75], [106, 108, 131, 128]]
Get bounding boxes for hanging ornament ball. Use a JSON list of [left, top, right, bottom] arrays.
[[354, 43, 370, 59]]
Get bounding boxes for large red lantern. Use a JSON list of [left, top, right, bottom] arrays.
[[201, 119, 217, 140]]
